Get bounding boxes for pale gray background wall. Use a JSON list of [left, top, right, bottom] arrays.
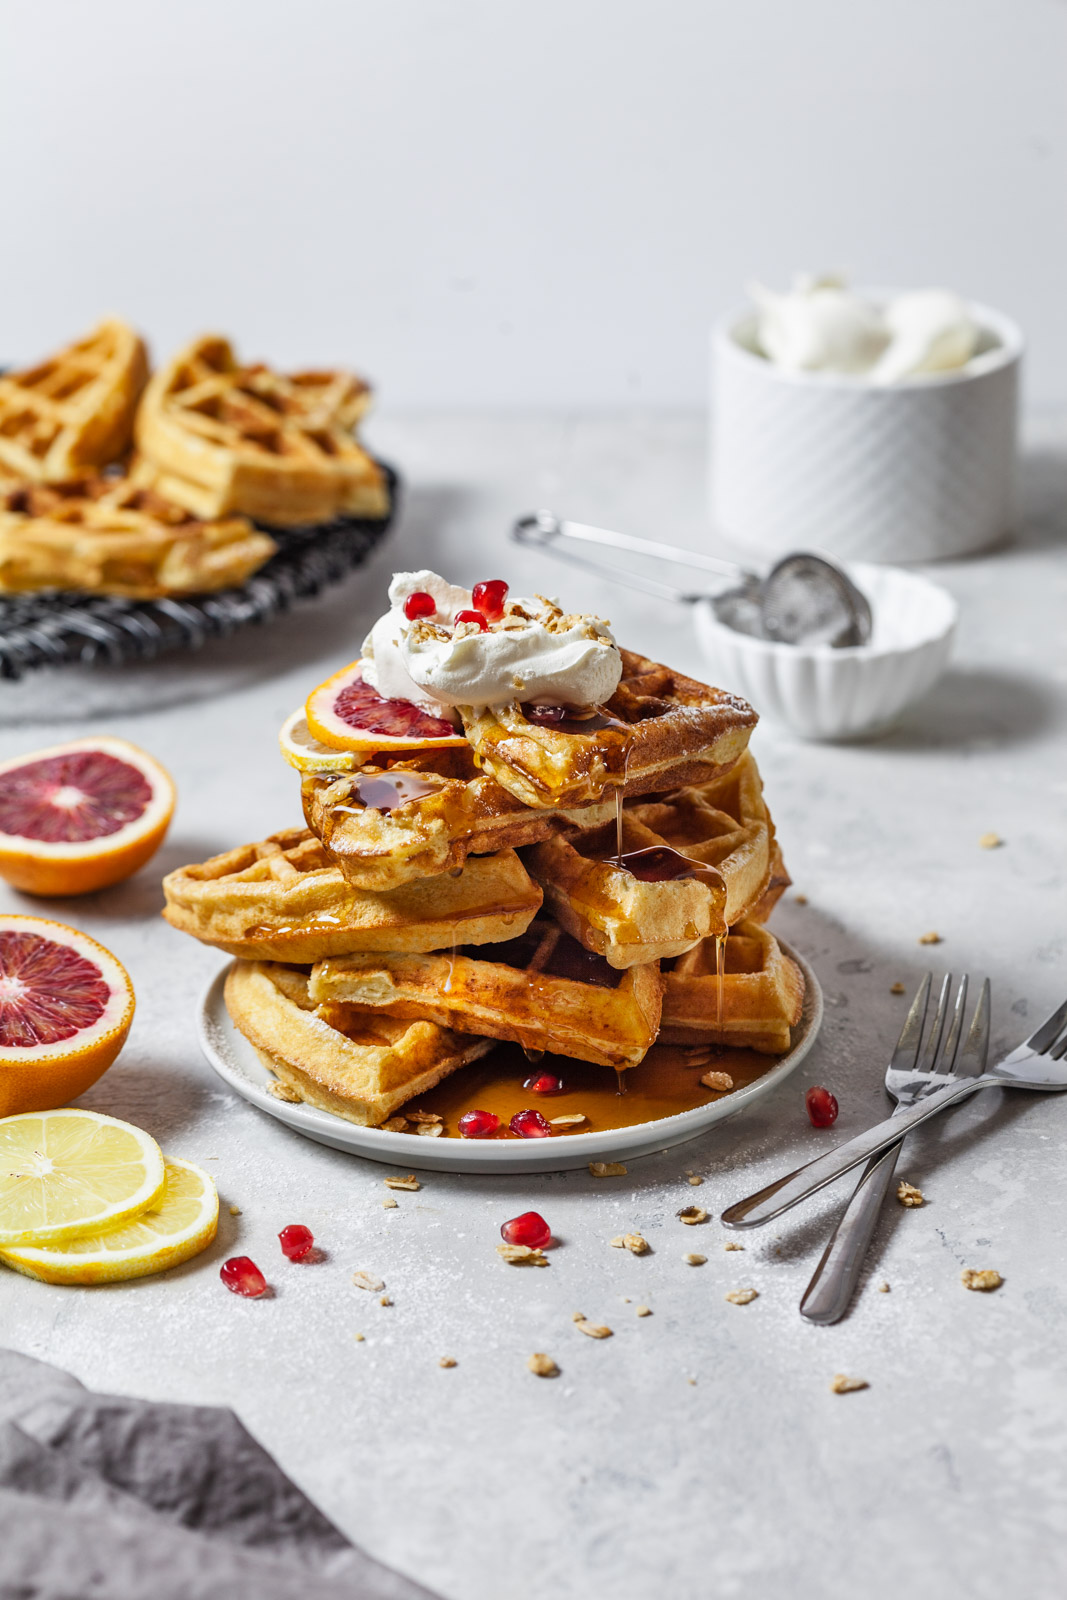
[[2, 0, 1064, 407]]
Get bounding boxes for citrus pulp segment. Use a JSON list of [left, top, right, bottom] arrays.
[[304, 661, 467, 753], [0, 1108, 164, 1246], [0, 1157, 218, 1284]]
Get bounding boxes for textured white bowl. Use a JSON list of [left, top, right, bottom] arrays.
[[693, 562, 957, 741], [710, 295, 1022, 563]]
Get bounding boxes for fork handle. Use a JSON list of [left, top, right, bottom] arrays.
[[721, 1075, 994, 1229], [799, 1138, 903, 1324]]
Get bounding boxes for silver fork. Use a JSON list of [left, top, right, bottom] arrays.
[[799, 973, 990, 1324], [722, 988, 1067, 1230]]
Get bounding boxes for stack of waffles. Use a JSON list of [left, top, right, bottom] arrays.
[[164, 574, 805, 1137], [0, 321, 388, 599]]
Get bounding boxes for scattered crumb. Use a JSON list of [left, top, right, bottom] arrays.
[[407, 1110, 442, 1124], [572, 1311, 586, 1322], [610, 1235, 625, 1248], [878, 1281, 890, 1293], [382, 1197, 398, 1209], [830, 1374, 868, 1394], [962, 1268, 1003, 1292], [416, 1123, 444, 1138], [574, 1319, 613, 1339], [384, 1174, 420, 1190], [379, 1295, 392, 1307], [354, 1332, 365, 1342], [381, 1116, 409, 1132], [678, 1206, 708, 1225], [528, 1353, 559, 1378], [228, 1204, 241, 1217], [268, 1080, 302, 1103], [351, 1271, 385, 1292], [979, 832, 1002, 849], [918, 931, 942, 946], [890, 982, 906, 995], [725, 1288, 758, 1305], [687, 1175, 703, 1186], [724, 1241, 744, 1251], [700, 1070, 734, 1092], [622, 1296, 631, 1303], [687, 1377, 697, 1386], [684, 1253, 707, 1266], [636, 1304, 652, 1317], [794, 893, 808, 905], [550, 1113, 587, 1127], [439, 1357, 457, 1369], [589, 1161, 627, 1177], [896, 1180, 925, 1207], [621, 1232, 650, 1255], [497, 1243, 548, 1266]]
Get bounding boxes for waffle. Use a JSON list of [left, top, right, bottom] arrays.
[[163, 827, 542, 960], [524, 752, 784, 967], [134, 336, 388, 526], [659, 920, 805, 1053], [225, 960, 494, 1125], [458, 650, 758, 808], [302, 746, 619, 891], [309, 919, 664, 1070], [0, 319, 148, 483], [0, 476, 276, 598]]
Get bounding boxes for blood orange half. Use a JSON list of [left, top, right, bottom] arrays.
[[0, 916, 135, 1117], [304, 660, 468, 753], [0, 737, 175, 896]]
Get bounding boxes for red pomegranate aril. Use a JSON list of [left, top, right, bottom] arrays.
[[458, 1108, 500, 1139], [220, 1256, 267, 1297], [510, 1108, 552, 1139], [523, 1071, 563, 1095], [454, 609, 489, 633], [472, 579, 508, 622], [403, 591, 436, 620], [278, 1223, 314, 1260], [524, 704, 567, 725], [806, 1086, 839, 1128], [500, 1211, 551, 1249]]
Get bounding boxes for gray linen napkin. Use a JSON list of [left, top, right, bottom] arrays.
[[0, 1350, 437, 1600]]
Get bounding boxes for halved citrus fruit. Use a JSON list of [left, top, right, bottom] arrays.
[[0, 916, 135, 1117], [279, 709, 365, 773], [304, 661, 467, 753], [0, 1156, 218, 1284], [0, 736, 176, 896], [0, 1108, 164, 1247]]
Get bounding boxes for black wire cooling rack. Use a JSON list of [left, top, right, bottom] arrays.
[[0, 466, 398, 682]]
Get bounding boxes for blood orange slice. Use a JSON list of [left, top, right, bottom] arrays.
[[304, 661, 467, 753], [0, 736, 175, 896], [0, 916, 135, 1117]]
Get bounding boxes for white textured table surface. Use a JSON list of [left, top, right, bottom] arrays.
[[2, 414, 1066, 1600]]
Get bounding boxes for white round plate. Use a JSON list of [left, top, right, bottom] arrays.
[[197, 945, 822, 1174]]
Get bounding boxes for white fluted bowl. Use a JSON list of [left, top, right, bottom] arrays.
[[693, 562, 957, 741]]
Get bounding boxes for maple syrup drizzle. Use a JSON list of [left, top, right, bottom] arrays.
[[350, 771, 440, 812], [715, 930, 727, 1042]]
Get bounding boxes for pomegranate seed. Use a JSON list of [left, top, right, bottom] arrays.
[[500, 1211, 551, 1249], [524, 704, 567, 725], [510, 1108, 552, 1138], [806, 1086, 839, 1128], [220, 1256, 267, 1297], [278, 1223, 314, 1260], [523, 1071, 563, 1094], [472, 579, 508, 622], [403, 591, 436, 620], [454, 609, 489, 632], [458, 1108, 500, 1139]]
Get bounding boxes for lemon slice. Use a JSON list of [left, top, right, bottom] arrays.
[[0, 1157, 218, 1284], [279, 709, 362, 774], [0, 1108, 165, 1247]]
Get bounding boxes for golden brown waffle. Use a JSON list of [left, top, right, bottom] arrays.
[[309, 919, 664, 1070], [0, 319, 148, 483], [0, 476, 276, 598], [659, 920, 805, 1053], [458, 649, 757, 808], [225, 960, 494, 1125], [163, 827, 542, 961], [134, 336, 388, 526], [524, 752, 784, 967]]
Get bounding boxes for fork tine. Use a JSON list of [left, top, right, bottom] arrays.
[[918, 974, 953, 1074], [955, 977, 992, 1077], [936, 974, 969, 1074], [1026, 994, 1067, 1056], [1046, 1027, 1067, 1062], [890, 973, 932, 1073]]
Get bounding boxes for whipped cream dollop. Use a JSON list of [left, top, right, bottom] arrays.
[[361, 570, 622, 712], [748, 274, 980, 384]]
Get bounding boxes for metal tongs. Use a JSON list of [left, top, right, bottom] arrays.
[[512, 511, 872, 648]]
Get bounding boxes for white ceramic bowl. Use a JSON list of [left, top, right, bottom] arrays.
[[693, 562, 957, 741], [710, 295, 1022, 563]]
